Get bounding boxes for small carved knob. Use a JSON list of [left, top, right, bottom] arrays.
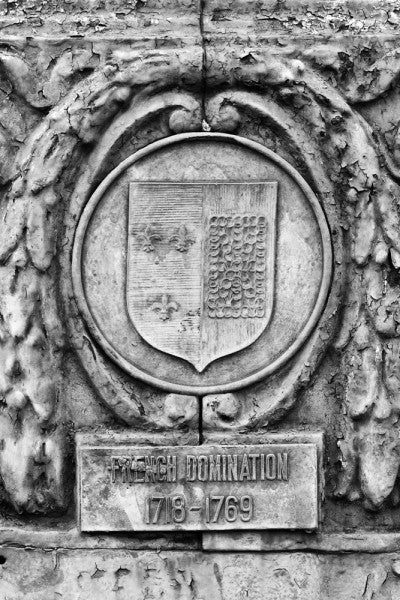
[[209, 105, 241, 133], [207, 393, 241, 421], [164, 393, 198, 423], [169, 108, 201, 133]]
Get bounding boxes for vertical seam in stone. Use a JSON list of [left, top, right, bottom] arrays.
[[199, 0, 207, 124], [198, 393, 204, 445], [199, 0, 207, 444]]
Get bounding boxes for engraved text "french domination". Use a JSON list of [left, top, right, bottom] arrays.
[[108, 452, 289, 484]]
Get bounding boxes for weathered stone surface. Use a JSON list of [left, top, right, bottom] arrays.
[[0, 549, 323, 599], [0, 548, 400, 599], [2, 0, 400, 597]]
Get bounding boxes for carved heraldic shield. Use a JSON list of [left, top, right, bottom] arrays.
[[127, 182, 277, 371]]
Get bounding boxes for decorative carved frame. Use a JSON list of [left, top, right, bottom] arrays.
[[0, 45, 399, 512], [70, 132, 333, 394]]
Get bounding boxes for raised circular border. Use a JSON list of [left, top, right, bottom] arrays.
[[72, 132, 333, 395]]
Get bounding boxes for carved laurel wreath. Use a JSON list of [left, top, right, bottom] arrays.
[[0, 43, 399, 512]]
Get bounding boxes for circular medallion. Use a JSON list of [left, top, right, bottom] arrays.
[[72, 133, 332, 394]]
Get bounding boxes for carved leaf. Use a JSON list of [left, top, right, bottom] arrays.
[[0, 48, 98, 109], [359, 421, 400, 509], [0, 48, 204, 513]]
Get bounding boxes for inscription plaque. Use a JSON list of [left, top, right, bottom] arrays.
[[78, 443, 319, 532]]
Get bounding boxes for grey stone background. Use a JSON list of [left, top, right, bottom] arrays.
[[1, 0, 400, 597]]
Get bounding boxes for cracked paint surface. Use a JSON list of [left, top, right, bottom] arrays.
[[1, 0, 400, 598]]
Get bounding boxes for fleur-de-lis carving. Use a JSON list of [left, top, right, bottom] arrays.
[[136, 225, 161, 252], [150, 294, 179, 321], [169, 225, 195, 252]]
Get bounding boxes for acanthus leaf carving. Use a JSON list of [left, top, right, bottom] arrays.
[[3, 38, 400, 514], [331, 115, 400, 509], [203, 49, 400, 509], [0, 48, 204, 512]]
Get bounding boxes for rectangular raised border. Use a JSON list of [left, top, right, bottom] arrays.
[[76, 431, 323, 534]]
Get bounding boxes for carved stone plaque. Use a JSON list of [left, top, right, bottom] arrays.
[[78, 441, 319, 532], [72, 133, 332, 395]]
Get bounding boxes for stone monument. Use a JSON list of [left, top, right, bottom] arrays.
[[1, 1, 400, 597]]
